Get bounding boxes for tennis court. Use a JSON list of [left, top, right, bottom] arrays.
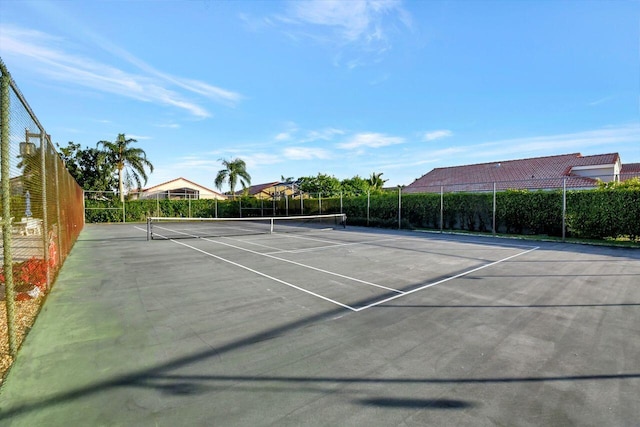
[[1, 222, 639, 426]]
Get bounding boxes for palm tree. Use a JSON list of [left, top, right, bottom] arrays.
[[97, 133, 154, 202], [215, 158, 251, 199], [368, 172, 388, 191]]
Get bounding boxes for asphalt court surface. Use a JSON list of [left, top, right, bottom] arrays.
[[159, 228, 538, 311], [1, 223, 639, 426]]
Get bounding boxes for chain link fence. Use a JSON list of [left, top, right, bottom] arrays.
[[1, 59, 85, 360]]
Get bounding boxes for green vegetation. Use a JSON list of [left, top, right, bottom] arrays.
[[215, 158, 251, 198], [97, 134, 154, 202], [85, 185, 640, 244], [58, 133, 153, 202]]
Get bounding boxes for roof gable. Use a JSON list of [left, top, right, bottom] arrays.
[[142, 177, 222, 196]]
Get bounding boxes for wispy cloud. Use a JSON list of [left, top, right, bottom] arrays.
[[128, 134, 152, 141], [338, 132, 405, 149], [388, 124, 640, 170], [587, 96, 614, 107], [0, 24, 242, 118], [303, 127, 345, 142], [283, 147, 332, 160], [273, 0, 412, 67], [423, 129, 453, 141], [477, 124, 640, 160]]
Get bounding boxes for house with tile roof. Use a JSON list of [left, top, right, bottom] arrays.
[[621, 163, 640, 180], [404, 153, 631, 194], [234, 181, 299, 199], [135, 177, 226, 200]]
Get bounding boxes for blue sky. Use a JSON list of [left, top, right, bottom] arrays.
[[1, 0, 639, 191]]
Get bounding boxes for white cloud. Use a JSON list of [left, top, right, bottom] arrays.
[[283, 147, 332, 160], [127, 134, 152, 141], [423, 129, 453, 141], [477, 124, 640, 160], [275, 132, 293, 141], [338, 132, 405, 149], [274, 0, 412, 68], [303, 127, 345, 142], [241, 153, 282, 168], [0, 24, 242, 118]]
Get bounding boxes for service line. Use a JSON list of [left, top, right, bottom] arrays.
[[353, 246, 540, 312]]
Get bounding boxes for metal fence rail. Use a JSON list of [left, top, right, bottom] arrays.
[[1, 59, 85, 357]]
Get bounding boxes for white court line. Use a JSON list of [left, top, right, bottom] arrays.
[[138, 225, 540, 314], [200, 236, 403, 294], [265, 237, 405, 255], [153, 231, 359, 311], [353, 246, 540, 312]]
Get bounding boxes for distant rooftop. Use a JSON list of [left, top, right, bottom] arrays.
[[405, 152, 627, 193]]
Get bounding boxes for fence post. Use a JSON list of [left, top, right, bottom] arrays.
[[319, 193, 322, 214], [440, 186, 444, 233], [398, 186, 402, 229], [215, 198, 218, 218], [53, 138, 63, 269], [562, 177, 567, 242], [492, 182, 497, 237], [367, 190, 370, 226], [300, 192, 304, 214], [340, 192, 343, 214], [38, 131, 51, 286], [1, 67, 17, 356]]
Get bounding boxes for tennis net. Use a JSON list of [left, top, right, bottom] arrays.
[[146, 213, 347, 240]]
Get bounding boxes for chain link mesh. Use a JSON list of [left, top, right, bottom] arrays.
[[1, 59, 84, 360]]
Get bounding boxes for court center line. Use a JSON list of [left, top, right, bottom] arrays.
[[353, 246, 540, 312], [264, 237, 405, 255], [165, 236, 358, 312], [200, 236, 404, 294]]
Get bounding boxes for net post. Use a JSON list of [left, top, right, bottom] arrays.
[[270, 217, 274, 234], [146, 217, 151, 241]]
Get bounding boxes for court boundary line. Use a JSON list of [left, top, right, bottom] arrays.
[[352, 246, 539, 312], [200, 236, 403, 294], [135, 225, 540, 314], [166, 236, 359, 312]]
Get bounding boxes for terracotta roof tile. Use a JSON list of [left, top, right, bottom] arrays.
[[405, 153, 621, 193]]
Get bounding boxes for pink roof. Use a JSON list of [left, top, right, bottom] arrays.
[[405, 153, 621, 193]]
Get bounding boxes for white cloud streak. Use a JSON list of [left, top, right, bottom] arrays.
[[338, 132, 405, 149], [0, 24, 242, 118], [423, 129, 453, 141], [283, 147, 332, 160], [275, 0, 412, 67]]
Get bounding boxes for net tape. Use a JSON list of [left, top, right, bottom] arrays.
[[147, 213, 347, 240]]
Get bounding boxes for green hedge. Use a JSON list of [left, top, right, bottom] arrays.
[[84, 188, 640, 242]]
